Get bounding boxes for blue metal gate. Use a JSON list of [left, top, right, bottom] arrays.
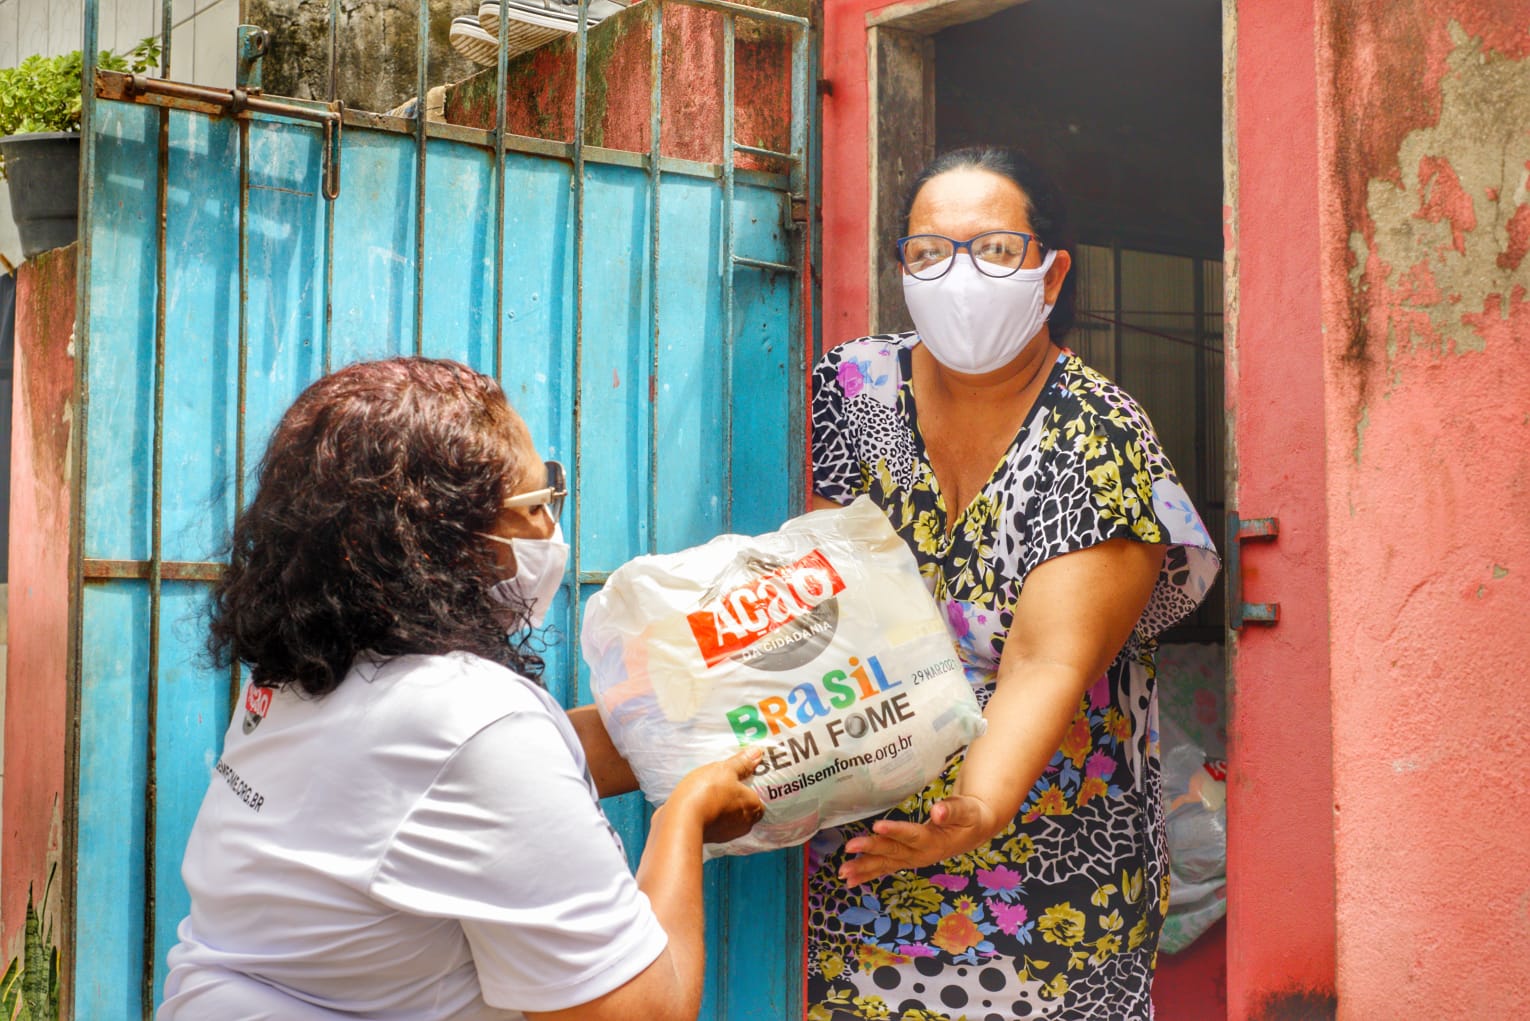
[[67, 0, 816, 1015]]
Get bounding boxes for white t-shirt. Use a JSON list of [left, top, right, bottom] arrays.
[[158, 652, 667, 1020]]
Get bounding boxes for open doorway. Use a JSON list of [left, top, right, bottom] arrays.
[[867, 0, 1228, 1013]]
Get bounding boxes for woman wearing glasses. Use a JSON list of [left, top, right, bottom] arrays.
[[805, 148, 1219, 1019], [159, 357, 763, 1021]]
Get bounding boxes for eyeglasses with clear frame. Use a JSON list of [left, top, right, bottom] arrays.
[[895, 230, 1044, 281], [503, 459, 567, 522]]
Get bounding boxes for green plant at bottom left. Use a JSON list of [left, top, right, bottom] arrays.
[[1, 864, 60, 1021]]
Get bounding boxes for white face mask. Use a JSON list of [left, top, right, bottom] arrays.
[[902, 248, 1058, 375], [484, 522, 569, 631]]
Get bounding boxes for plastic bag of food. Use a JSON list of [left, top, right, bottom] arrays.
[[1159, 713, 1228, 953], [581, 496, 987, 856]]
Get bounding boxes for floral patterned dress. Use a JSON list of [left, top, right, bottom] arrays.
[[806, 335, 1219, 1021]]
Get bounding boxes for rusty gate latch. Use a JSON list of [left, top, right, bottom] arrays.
[[1227, 512, 1279, 629], [97, 69, 344, 201]]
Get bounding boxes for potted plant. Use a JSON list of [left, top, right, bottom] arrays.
[[0, 38, 158, 260]]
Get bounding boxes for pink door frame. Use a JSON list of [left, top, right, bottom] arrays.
[[1225, 1, 1338, 1014]]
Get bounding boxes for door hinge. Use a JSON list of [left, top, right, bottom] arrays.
[[1227, 511, 1279, 629]]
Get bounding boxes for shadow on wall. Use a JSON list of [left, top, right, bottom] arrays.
[[1256, 991, 1339, 1020]]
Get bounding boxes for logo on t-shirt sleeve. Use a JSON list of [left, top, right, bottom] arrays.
[[242, 684, 274, 734]]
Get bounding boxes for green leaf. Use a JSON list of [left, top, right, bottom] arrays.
[[0, 42, 149, 176]]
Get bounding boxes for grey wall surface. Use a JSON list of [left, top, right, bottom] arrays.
[[244, 0, 480, 114]]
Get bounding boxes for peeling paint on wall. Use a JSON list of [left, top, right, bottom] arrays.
[[1352, 22, 1530, 374], [1319, 4, 1530, 1015]]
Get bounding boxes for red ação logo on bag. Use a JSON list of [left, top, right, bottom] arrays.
[[687, 549, 846, 668]]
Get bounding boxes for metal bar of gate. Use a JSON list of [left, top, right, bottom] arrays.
[[493, 0, 514, 381], [801, 3, 821, 513], [324, 0, 341, 372], [647, 1, 664, 556], [720, 12, 735, 533], [234, 119, 251, 713], [94, 80, 801, 190], [414, 0, 431, 356], [141, 1, 175, 1009], [64, 0, 103, 1010], [570, 0, 591, 690], [716, 13, 747, 1005]]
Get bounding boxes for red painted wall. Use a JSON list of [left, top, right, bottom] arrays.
[[1315, 3, 1530, 1015], [3, 246, 76, 968], [1224, 1, 1339, 1017], [443, 2, 794, 172]]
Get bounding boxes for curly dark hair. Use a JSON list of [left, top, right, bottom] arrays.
[[209, 357, 544, 697], [901, 145, 1078, 342]]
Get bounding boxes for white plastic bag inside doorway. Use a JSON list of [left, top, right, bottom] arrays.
[[1159, 711, 1228, 954]]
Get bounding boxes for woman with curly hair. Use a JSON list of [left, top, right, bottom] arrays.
[[158, 357, 763, 1021]]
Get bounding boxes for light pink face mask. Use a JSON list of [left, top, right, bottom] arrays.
[[902, 249, 1058, 375], [482, 522, 568, 631]]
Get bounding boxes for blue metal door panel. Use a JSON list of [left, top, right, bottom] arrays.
[[75, 98, 156, 1021], [74, 5, 814, 1015], [150, 584, 231, 1001], [242, 120, 329, 492], [420, 140, 496, 368], [331, 132, 421, 366], [576, 162, 658, 573], [150, 110, 246, 1004], [82, 101, 159, 564], [495, 152, 577, 487], [76, 582, 150, 1018], [160, 116, 239, 564], [653, 173, 727, 553]]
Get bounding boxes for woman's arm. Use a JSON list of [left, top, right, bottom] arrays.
[[837, 537, 1165, 885], [526, 747, 763, 1021], [566, 705, 640, 798]]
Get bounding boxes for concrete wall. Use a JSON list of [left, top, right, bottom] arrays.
[[2, 245, 75, 982], [0, 0, 238, 267], [1314, 2, 1530, 1016], [244, 0, 482, 114]]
